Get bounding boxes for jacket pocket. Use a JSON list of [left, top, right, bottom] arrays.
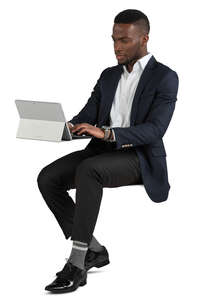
[[151, 147, 167, 157]]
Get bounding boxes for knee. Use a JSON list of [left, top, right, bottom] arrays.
[[37, 166, 51, 188]]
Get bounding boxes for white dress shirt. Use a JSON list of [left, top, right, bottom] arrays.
[[110, 52, 153, 141], [68, 52, 153, 141]]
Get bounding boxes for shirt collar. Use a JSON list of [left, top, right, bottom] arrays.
[[123, 52, 153, 75]]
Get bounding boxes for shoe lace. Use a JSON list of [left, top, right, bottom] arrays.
[[57, 259, 73, 280]]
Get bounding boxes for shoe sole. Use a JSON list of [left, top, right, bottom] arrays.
[[85, 258, 110, 271]]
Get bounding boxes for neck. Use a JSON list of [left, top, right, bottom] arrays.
[[126, 50, 148, 73]]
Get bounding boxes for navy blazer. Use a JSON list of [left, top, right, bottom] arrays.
[[69, 55, 179, 203]]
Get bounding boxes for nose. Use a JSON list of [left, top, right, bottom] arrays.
[[114, 41, 123, 52]]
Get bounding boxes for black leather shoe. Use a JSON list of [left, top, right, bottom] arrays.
[[56, 245, 110, 276], [84, 245, 110, 271], [45, 261, 87, 293]]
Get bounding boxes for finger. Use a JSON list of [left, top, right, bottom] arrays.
[[74, 123, 86, 129], [72, 124, 82, 131], [77, 129, 86, 135], [72, 125, 86, 133], [71, 125, 80, 132]]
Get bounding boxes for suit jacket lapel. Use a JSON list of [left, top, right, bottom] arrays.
[[130, 55, 157, 124], [99, 55, 158, 127]]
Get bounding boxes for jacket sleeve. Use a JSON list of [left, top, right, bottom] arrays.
[[68, 68, 110, 126], [112, 70, 179, 150]]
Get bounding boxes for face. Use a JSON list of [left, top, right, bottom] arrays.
[[112, 23, 149, 68]]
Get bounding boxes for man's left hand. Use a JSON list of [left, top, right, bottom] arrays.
[[71, 123, 104, 139]]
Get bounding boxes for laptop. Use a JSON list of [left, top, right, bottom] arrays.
[[15, 99, 93, 142]]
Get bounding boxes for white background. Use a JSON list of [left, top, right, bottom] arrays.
[[1, 0, 199, 299]]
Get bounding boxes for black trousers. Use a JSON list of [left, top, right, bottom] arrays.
[[37, 140, 143, 245]]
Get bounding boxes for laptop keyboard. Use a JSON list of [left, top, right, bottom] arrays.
[[72, 133, 92, 138]]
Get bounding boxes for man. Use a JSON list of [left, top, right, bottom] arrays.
[[37, 9, 179, 293]]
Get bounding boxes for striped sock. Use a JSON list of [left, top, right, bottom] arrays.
[[68, 240, 88, 270]]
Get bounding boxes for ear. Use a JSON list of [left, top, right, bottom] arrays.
[[141, 34, 149, 47]]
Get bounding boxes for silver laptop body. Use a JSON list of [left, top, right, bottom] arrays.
[[15, 99, 92, 142]]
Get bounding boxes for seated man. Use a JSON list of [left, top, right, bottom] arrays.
[[37, 8, 179, 294]]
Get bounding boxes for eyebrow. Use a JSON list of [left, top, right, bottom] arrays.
[[111, 35, 130, 40]]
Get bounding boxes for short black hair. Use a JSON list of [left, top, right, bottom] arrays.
[[114, 9, 150, 35]]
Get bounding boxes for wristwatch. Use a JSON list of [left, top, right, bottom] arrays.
[[101, 126, 112, 141]]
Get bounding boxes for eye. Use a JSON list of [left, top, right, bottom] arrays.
[[112, 39, 129, 44]]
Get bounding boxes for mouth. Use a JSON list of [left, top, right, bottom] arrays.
[[116, 54, 125, 59]]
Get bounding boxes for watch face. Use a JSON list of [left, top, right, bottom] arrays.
[[105, 129, 110, 138]]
